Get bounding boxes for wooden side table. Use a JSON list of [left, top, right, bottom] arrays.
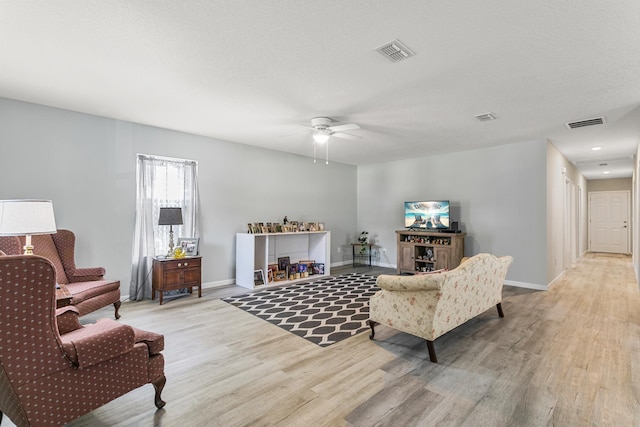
[[56, 283, 73, 308], [152, 256, 202, 305]]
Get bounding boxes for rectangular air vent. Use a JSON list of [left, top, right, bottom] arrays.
[[565, 117, 606, 129], [474, 112, 498, 122], [375, 39, 415, 63]]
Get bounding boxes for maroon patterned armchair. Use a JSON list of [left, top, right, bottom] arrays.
[[0, 229, 121, 318], [0, 255, 166, 427]]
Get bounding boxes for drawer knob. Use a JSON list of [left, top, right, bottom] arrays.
[[184, 262, 189, 266], [177, 263, 182, 267]]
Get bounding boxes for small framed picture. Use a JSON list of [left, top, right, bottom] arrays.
[[312, 263, 325, 275], [247, 223, 254, 233], [267, 269, 274, 282], [254, 269, 265, 286], [274, 270, 287, 281], [308, 222, 317, 232], [268, 263, 278, 273], [318, 222, 325, 231], [278, 256, 290, 272], [177, 237, 199, 256]]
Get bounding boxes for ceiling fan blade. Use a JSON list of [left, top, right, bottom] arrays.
[[328, 123, 360, 132], [333, 132, 362, 141]]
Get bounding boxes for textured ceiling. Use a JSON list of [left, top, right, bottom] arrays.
[[1, 1, 639, 179]]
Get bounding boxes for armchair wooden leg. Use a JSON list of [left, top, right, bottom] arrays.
[[368, 320, 377, 339], [496, 302, 504, 318], [426, 340, 438, 363], [152, 375, 166, 409], [114, 300, 122, 319]]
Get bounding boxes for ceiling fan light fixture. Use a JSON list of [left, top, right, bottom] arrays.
[[312, 129, 330, 144]]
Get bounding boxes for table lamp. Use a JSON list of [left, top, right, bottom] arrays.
[[158, 207, 183, 256], [0, 199, 57, 255]]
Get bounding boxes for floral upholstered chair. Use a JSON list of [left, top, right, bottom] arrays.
[[369, 253, 513, 363], [0, 255, 166, 427], [0, 229, 121, 318]]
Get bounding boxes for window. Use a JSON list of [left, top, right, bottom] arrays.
[[130, 154, 199, 300]]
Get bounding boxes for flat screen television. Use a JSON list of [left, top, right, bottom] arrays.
[[404, 200, 450, 230]]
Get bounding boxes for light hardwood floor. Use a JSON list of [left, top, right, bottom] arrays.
[[3, 255, 638, 426]]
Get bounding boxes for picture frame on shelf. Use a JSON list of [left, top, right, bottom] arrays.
[[278, 256, 290, 272], [308, 222, 317, 232], [254, 269, 265, 286], [268, 263, 278, 273], [274, 270, 287, 281], [298, 260, 315, 274], [267, 269, 274, 283], [177, 237, 199, 256], [312, 263, 325, 275], [247, 223, 253, 233], [252, 224, 261, 234], [287, 263, 299, 279], [318, 222, 325, 231]]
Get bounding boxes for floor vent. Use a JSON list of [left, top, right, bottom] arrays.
[[375, 39, 415, 63], [565, 117, 606, 129]]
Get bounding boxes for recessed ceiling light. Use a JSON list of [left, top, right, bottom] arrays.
[[591, 146, 602, 151]]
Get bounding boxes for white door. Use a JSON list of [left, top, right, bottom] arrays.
[[589, 191, 630, 253]]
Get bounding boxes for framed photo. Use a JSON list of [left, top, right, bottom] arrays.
[[312, 263, 325, 275], [254, 269, 265, 286], [284, 263, 299, 280], [252, 224, 261, 234], [278, 256, 290, 272], [177, 237, 199, 256], [267, 269, 274, 283], [307, 222, 317, 232], [268, 263, 278, 273], [247, 223, 254, 233], [274, 270, 287, 281], [318, 222, 325, 231], [298, 259, 314, 274]]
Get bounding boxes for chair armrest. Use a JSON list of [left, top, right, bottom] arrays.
[[56, 306, 82, 334], [66, 267, 105, 282], [67, 319, 135, 369], [376, 274, 443, 292]]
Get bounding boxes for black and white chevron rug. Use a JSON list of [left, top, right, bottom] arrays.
[[223, 273, 379, 347]]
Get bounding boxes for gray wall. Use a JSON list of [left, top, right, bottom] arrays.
[[0, 98, 358, 295], [357, 140, 548, 287]]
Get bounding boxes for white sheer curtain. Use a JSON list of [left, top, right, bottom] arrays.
[[130, 154, 199, 300]]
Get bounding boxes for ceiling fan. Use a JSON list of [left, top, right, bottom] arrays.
[[307, 117, 361, 164]]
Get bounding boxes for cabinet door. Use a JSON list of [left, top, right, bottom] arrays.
[[399, 243, 415, 271], [434, 248, 450, 270], [183, 267, 201, 285], [163, 270, 183, 286]]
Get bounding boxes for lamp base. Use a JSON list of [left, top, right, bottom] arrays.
[[167, 227, 175, 257], [23, 234, 34, 255]]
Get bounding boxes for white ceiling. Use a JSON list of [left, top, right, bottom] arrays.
[[2, 1, 640, 179]]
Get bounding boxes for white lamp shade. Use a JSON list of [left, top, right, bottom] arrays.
[[0, 199, 57, 236]]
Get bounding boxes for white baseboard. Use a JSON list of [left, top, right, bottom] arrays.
[[504, 279, 548, 291]]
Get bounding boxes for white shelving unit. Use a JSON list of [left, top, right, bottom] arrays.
[[235, 231, 331, 289]]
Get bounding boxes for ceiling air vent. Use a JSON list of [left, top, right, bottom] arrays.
[[565, 117, 606, 129], [375, 39, 415, 63], [474, 112, 498, 122]]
